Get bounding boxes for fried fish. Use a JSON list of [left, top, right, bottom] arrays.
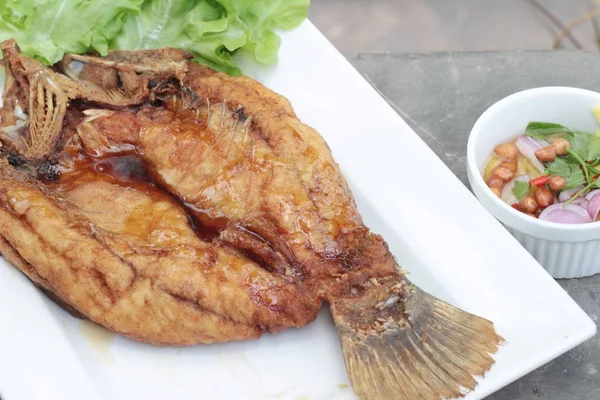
[[0, 39, 501, 400]]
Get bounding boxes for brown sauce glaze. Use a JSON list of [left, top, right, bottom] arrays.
[[92, 155, 152, 184], [183, 201, 230, 241], [51, 150, 230, 242], [42, 100, 291, 276], [50, 149, 295, 277]]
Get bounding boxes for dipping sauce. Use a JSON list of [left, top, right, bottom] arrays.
[[483, 120, 600, 224]]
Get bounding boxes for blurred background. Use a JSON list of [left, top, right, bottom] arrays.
[[309, 0, 600, 53]]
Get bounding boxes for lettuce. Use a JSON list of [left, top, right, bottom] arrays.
[[0, 0, 143, 64], [0, 0, 310, 75]]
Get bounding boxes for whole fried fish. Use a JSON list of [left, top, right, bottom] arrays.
[[0, 39, 501, 400]]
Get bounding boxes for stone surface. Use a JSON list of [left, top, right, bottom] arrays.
[[310, 0, 599, 53], [349, 51, 600, 400]]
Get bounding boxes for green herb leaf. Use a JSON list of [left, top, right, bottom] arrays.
[[564, 132, 590, 160], [545, 157, 586, 188], [566, 145, 592, 186], [531, 124, 600, 200], [525, 122, 569, 140], [586, 135, 600, 161], [512, 180, 530, 201]]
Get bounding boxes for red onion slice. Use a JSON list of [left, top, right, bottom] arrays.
[[585, 189, 600, 201], [558, 185, 585, 202], [587, 191, 600, 221], [570, 197, 589, 208], [515, 136, 547, 173], [501, 175, 530, 204], [539, 204, 592, 224]]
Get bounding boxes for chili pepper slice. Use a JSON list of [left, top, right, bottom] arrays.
[[530, 175, 550, 187], [511, 203, 520, 210]]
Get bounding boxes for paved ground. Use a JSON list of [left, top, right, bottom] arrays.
[[310, 0, 600, 53]]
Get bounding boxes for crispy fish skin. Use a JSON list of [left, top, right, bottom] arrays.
[[0, 42, 502, 399], [0, 166, 320, 345]]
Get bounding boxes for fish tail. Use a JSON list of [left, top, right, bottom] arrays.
[[329, 275, 502, 400]]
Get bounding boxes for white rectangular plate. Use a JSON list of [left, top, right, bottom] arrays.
[[0, 21, 595, 400]]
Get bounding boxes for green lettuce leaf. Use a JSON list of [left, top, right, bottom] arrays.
[[0, 0, 143, 65], [242, 0, 309, 64], [112, 0, 203, 50], [0, 0, 309, 75], [111, 0, 309, 74]]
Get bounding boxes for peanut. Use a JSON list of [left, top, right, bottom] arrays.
[[552, 138, 571, 156], [548, 175, 566, 191], [535, 187, 554, 208], [487, 177, 504, 188], [520, 196, 538, 213], [494, 143, 519, 161], [534, 145, 557, 163], [500, 160, 517, 173], [492, 166, 514, 182]]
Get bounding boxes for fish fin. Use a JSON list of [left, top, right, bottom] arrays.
[[330, 277, 502, 400], [1, 40, 69, 161]]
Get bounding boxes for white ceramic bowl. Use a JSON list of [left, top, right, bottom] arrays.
[[467, 86, 600, 278]]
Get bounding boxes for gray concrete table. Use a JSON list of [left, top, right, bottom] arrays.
[[349, 51, 600, 400]]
